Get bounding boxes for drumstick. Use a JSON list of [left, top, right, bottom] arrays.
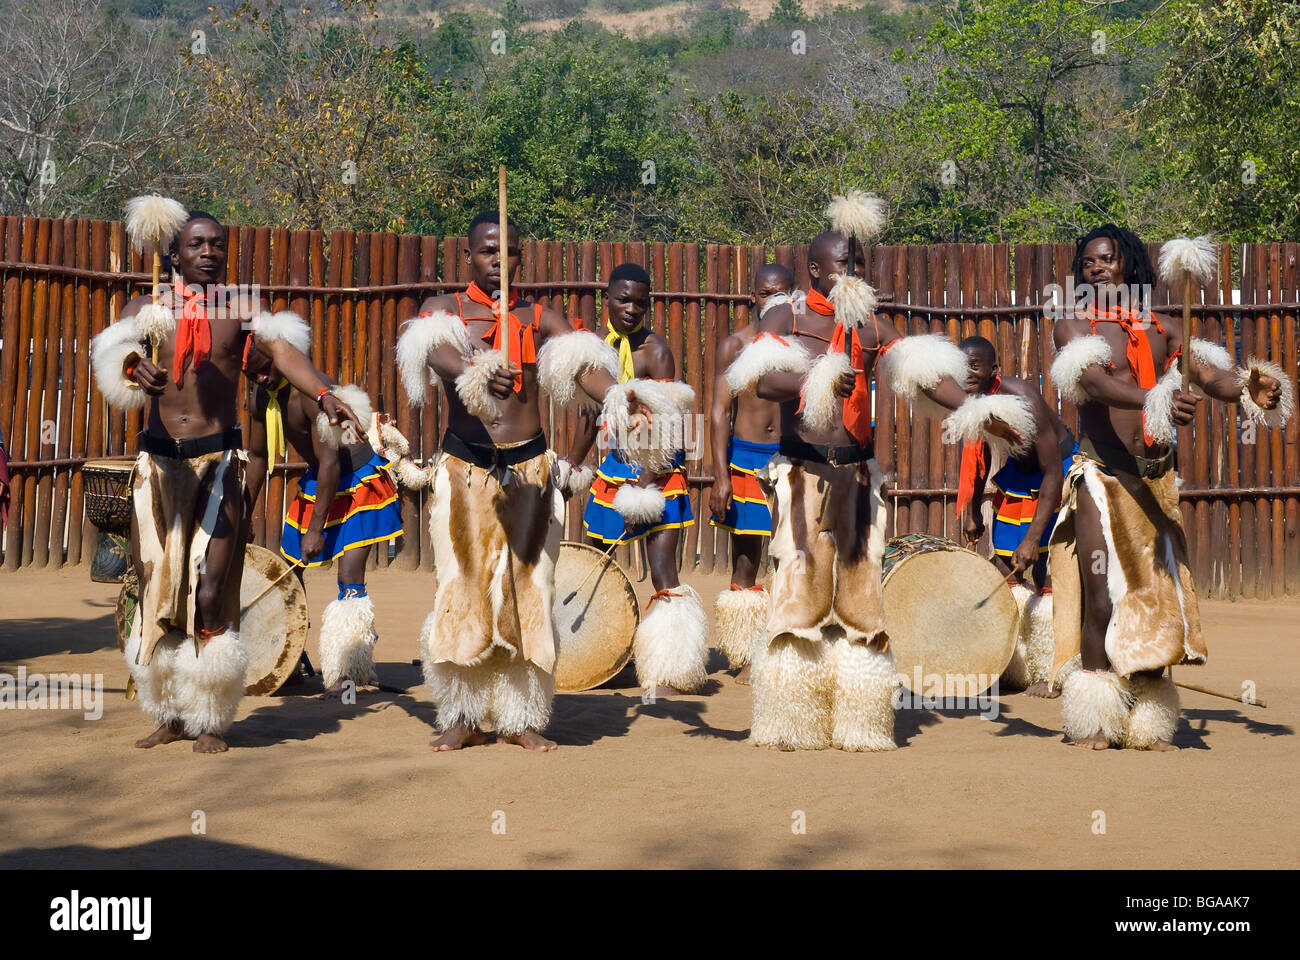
[[240, 558, 305, 615], [1173, 679, 1266, 709], [561, 539, 621, 606]]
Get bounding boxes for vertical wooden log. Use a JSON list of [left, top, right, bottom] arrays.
[[341, 233, 359, 385], [872, 244, 896, 534], [1191, 253, 1211, 592], [1223, 245, 1242, 597], [683, 243, 701, 567], [68, 219, 93, 566], [700, 243, 719, 571], [928, 244, 952, 536], [1282, 242, 1299, 596], [391, 234, 421, 570], [904, 244, 932, 535], [326, 231, 344, 380], [418, 236, 440, 572], [49, 220, 79, 565], [1238, 245, 1258, 598], [22, 218, 53, 566], [1267, 242, 1284, 598], [1, 218, 24, 567]]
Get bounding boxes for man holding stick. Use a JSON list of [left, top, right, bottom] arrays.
[[1047, 224, 1292, 750], [91, 205, 361, 753]]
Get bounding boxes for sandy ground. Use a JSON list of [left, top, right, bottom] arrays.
[[1, 562, 1295, 869]]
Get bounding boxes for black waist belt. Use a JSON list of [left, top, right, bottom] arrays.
[[779, 436, 874, 466], [442, 431, 547, 470], [140, 427, 242, 460], [346, 443, 375, 473], [1078, 435, 1175, 479]]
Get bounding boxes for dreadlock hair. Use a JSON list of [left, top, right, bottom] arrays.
[[1071, 224, 1155, 308]]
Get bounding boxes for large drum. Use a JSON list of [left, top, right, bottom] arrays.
[[82, 459, 135, 583], [552, 541, 638, 692], [116, 543, 308, 696], [881, 533, 1017, 697]]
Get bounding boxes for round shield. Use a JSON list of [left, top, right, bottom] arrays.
[[552, 541, 639, 692], [881, 534, 1017, 697], [116, 543, 308, 696]]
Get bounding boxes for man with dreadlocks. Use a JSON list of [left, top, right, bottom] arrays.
[[1047, 223, 1293, 750]]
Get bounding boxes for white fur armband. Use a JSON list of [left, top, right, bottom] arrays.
[[91, 319, 148, 411], [942, 392, 1036, 460], [612, 484, 666, 524], [315, 383, 374, 451], [396, 310, 471, 407], [1142, 364, 1182, 445], [551, 456, 595, 498], [1237, 358, 1296, 429], [724, 332, 811, 396], [1189, 338, 1233, 375], [250, 310, 312, 354], [536, 329, 621, 410], [602, 378, 695, 473], [1049, 335, 1112, 405], [880, 334, 968, 419], [799, 351, 853, 435], [454, 349, 505, 423]]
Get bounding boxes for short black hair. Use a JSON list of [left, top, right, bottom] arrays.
[[959, 336, 997, 366], [1072, 224, 1155, 306], [607, 262, 651, 288], [754, 262, 795, 289], [467, 210, 520, 244]]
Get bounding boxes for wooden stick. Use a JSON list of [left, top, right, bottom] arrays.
[[150, 250, 162, 365], [1181, 274, 1192, 393], [498, 165, 509, 371], [240, 558, 304, 615], [1173, 679, 1266, 708]]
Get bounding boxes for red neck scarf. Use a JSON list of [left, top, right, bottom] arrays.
[[956, 375, 1000, 515], [461, 282, 537, 393], [801, 288, 872, 447], [172, 280, 212, 384], [1086, 304, 1175, 446]]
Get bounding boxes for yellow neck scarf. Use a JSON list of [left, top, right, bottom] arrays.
[[605, 319, 643, 383], [265, 379, 289, 481]]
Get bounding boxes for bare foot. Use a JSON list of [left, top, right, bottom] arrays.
[[1144, 740, 1178, 752], [1024, 681, 1061, 699], [767, 743, 794, 752], [323, 681, 347, 700], [430, 724, 487, 752], [135, 722, 185, 749], [644, 684, 680, 701], [193, 733, 229, 753], [1068, 733, 1111, 750], [734, 665, 751, 685], [498, 730, 557, 752]]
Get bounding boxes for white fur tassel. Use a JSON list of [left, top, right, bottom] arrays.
[[124, 194, 188, 254], [250, 310, 312, 354], [612, 484, 666, 524], [1237, 358, 1295, 429], [1157, 235, 1217, 290], [633, 584, 709, 693], [942, 392, 1037, 460], [315, 383, 374, 451], [91, 319, 148, 411], [1142, 364, 1182, 445], [454, 349, 505, 423], [824, 189, 888, 241], [136, 302, 176, 349], [827, 274, 877, 328], [390, 457, 433, 490], [800, 351, 853, 435], [551, 457, 595, 498], [1050, 335, 1112, 405], [396, 310, 471, 407], [725, 332, 811, 396], [880, 334, 968, 420], [536, 329, 621, 410]]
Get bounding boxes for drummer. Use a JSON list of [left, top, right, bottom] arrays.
[[706, 263, 791, 683], [90, 207, 362, 753], [245, 337, 402, 700], [955, 336, 1076, 698]]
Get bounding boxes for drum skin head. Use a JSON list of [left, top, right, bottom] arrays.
[[113, 543, 308, 696], [881, 535, 1017, 697], [552, 541, 638, 692], [240, 544, 309, 695]]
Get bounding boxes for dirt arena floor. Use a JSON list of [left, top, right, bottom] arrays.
[[1, 562, 1295, 869]]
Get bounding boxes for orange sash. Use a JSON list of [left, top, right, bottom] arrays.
[[1086, 305, 1176, 446], [172, 280, 212, 384], [956, 375, 1000, 515], [803, 288, 872, 447], [458, 282, 538, 393]]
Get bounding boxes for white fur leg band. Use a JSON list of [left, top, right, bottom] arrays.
[[830, 640, 897, 752], [536, 329, 621, 410], [881, 334, 968, 420], [714, 587, 769, 669], [612, 484, 666, 524], [1050, 335, 1111, 405], [1122, 673, 1179, 749], [1142, 364, 1181, 445], [633, 584, 709, 693], [396, 309, 471, 406], [1237, 358, 1295, 429], [91, 319, 147, 411], [454, 349, 506, 423], [318, 594, 378, 689], [315, 383, 374, 451], [601, 378, 694, 474], [173, 630, 248, 738], [250, 310, 312, 354], [800, 351, 853, 434], [943, 392, 1037, 460], [725, 333, 811, 396], [1061, 669, 1133, 746]]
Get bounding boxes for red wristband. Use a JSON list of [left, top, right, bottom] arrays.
[[124, 357, 139, 379], [316, 387, 333, 408]]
